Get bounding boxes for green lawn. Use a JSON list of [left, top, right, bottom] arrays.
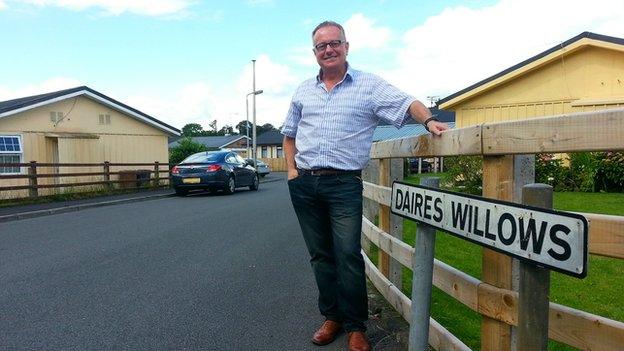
[[368, 176, 624, 350]]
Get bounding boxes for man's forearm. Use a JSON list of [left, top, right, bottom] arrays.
[[283, 136, 297, 171], [408, 100, 432, 124], [408, 100, 448, 136]]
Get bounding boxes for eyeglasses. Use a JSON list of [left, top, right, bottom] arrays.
[[314, 40, 345, 52]]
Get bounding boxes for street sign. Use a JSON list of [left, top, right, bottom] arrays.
[[391, 181, 588, 278]]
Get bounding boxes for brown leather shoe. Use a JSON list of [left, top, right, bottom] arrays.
[[347, 331, 371, 351], [311, 320, 342, 345]]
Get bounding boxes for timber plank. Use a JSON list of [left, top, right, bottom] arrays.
[[370, 126, 482, 159], [578, 212, 624, 259], [482, 108, 624, 155]]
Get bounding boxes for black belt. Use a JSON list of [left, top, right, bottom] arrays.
[[297, 168, 362, 176]]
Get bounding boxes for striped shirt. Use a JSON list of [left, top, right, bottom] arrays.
[[281, 65, 416, 170]]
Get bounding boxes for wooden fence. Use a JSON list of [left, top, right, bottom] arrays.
[[0, 162, 170, 200], [363, 108, 624, 350], [259, 157, 287, 172]]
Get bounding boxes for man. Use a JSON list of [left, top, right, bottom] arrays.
[[282, 21, 448, 351]]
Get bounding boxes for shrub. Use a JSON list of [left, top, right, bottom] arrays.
[[568, 152, 601, 192], [536, 152, 624, 193], [169, 138, 208, 165], [443, 155, 483, 195], [536, 154, 563, 188], [596, 151, 624, 192]]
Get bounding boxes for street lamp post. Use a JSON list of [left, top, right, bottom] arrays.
[[252, 59, 258, 173], [245, 89, 263, 157]]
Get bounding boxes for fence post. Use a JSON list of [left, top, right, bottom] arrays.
[[480, 154, 536, 351], [511, 155, 535, 351], [378, 158, 391, 277], [362, 161, 379, 256], [154, 161, 160, 187], [28, 161, 38, 198], [481, 155, 514, 351], [103, 161, 111, 190], [389, 158, 404, 287], [518, 184, 552, 351], [408, 177, 440, 351]]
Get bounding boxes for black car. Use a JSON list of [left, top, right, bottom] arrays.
[[171, 150, 259, 196], [408, 158, 432, 173]]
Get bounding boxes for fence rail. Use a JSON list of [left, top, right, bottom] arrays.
[[0, 161, 170, 199], [364, 107, 624, 350]]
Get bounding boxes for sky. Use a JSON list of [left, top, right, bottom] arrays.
[[1, 0, 623, 133]]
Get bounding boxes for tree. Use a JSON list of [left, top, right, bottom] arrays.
[[198, 130, 224, 136], [235, 120, 253, 136], [219, 125, 234, 135], [258, 123, 278, 134], [181, 123, 204, 137], [169, 137, 208, 165]]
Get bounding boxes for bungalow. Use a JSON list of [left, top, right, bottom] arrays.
[[255, 130, 284, 158], [0, 86, 180, 198], [438, 32, 624, 126]]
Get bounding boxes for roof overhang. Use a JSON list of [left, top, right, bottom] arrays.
[[439, 35, 624, 110], [0, 89, 180, 136], [219, 136, 249, 149]]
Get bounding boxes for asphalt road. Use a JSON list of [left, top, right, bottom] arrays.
[[0, 180, 351, 350]]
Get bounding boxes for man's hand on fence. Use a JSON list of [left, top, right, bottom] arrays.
[[428, 120, 449, 136]]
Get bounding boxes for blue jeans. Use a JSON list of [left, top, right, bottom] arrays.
[[287, 173, 367, 332]]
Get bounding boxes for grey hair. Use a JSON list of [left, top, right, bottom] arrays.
[[312, 21, 347, 41]]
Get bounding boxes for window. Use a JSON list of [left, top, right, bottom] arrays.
[[98, 114, 111, 125], [225, 153, 238, 164], [181, 151, 219, 164], [261, 146, 268, 158], [0, 135, 22, 174], [50, 111, 64, 123], [276, 146, 283, 158], [234, 154, 246, 164]]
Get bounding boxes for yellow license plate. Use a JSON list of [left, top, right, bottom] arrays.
[[183, 178, 201, 184]]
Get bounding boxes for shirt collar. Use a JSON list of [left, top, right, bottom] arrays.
[[316, 62, 354, 84]]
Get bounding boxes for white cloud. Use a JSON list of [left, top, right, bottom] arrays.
[[230, 54, 301, 128], [0, 77, 82, 101], [287, 46, 317, 67], [383, 0, 624, 104], [124, 82, 219, 131], [122, 55, 301, 132], [235, 54, 300, 97], [0, 0, 7, 10], [344, 13, 392, 51], [0, 58, 299, 133], [15, 0, 195, 16]]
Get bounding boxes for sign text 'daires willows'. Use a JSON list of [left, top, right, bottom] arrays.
[[390, 182, 588, 277]]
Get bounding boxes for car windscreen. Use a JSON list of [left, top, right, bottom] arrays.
[[182, 152, 222, 164]]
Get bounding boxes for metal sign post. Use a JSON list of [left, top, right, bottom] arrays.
[[408, 177, 439, 351], [518, 184, 553, 351]]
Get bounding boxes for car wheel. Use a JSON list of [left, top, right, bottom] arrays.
[[249, 174, 259, 191], [174, 188, 188, 196], [259, 174, 266, 178], [223, 176, 236, 195]]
